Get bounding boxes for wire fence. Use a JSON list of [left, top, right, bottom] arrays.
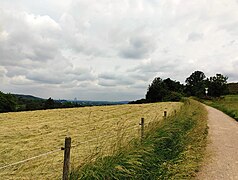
[[0, 108, 172, 179], [0, 149, 61, 170]]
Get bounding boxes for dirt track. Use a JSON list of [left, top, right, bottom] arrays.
[[197, 105, 238, 180]]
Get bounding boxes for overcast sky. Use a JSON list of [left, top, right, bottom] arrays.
[[0, 0, 238, 101]]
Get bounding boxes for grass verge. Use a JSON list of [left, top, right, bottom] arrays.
[[70, 99, 208, 179], [202, 95, 238, 121]]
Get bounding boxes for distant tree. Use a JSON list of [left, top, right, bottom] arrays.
[[44, 97, 55, 109], [163, 91, 183, 102], [208, 74, 228, 97], [163, 78, 184, 93], [227, 83, 238, 94], [185, 71, 229, 97], [185, 71, 206, 97], [0, 92, 17, 112], [128, 98, 148, 104], [146, 77, 183, 102], [62, 101, 75, 108], [146, 77, 167, 102]]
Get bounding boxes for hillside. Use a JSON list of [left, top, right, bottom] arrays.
[[0, 92, 130, 113], [14, 94, 44, 100]]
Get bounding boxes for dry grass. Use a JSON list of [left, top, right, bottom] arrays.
[[0, 102, 182, 179]]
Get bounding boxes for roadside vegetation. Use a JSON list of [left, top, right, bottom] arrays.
[[129, 70, 229, 104], [70, 99, 208, 179], [203, 95, 238, 121], [0, 102, 181, 179]]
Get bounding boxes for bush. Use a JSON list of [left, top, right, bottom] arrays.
[[128, 99, 148, 104], [163, 92, 183, 102]]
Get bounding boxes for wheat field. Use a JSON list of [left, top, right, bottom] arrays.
[[0, 102, 182, 179]]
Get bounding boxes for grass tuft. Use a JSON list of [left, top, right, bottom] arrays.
[[70, 99, 208, 179]]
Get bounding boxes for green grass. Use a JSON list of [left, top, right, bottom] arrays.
[[70, 99, 208, 179], [0, 102, 182, 179], [203, 95, 238, 121]]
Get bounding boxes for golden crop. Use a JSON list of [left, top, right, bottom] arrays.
[[0, 102, 182, 179]]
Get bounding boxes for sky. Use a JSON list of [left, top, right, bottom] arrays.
[[0, 0, 238, 101]]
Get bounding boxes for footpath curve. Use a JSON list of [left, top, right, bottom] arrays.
[[197, 105, 238, 180]]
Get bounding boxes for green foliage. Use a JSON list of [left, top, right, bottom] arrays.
[[185, 71, 229, 98], [227, 83, 238, 94], [0, 93, 84, 113], [204, 95, 238, 121], [70, 99, 208, 179], [163, 78, 183, 92], [208, 74, 228, 97], [0, 91, 17, 112], [185, 71, 206, 97], [146, 77, 167, 102], [146, 77, 183, 102], [44, 97, 55, 109], [185, 71, 206, 86], [128, 98, 148, 104], [163, 91, 183, 102]]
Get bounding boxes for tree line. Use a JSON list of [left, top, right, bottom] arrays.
[[0, 93, 82, 113], [130, 70, 229, 104], [0, 70, 232, 112]]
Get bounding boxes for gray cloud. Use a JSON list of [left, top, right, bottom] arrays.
[[187, 32, 204, 41], [119, 33, 156, 59], [220, 22, 238, 36], [0, 9, 61, 69], [98, 72, 134, 87], [0, 0, 238, 101]]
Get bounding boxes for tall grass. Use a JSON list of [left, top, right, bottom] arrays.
[[0, 102, 181, 179], [203, 95, 238, 121], [70, 99, 208, 179]]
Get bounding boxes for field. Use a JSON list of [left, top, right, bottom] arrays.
[[204, 95, 238, 121], [71, 99, 208, 179], [0, 102, 182, 179]]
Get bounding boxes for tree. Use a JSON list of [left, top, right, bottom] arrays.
[[185, 71, 229, 97], [208, 74, 228, 97], [227, 83, 238, 94], [163, 78, 183, 93], [0, 91, 17, 112], [185, 71, 206, 97], [146, 77, 167, 102], [44, 97, 55, 109], [146, 77, 183, 102]]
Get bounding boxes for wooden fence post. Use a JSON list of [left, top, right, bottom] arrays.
[[62, 137, 71, 180], [139, 118, 144, 142]]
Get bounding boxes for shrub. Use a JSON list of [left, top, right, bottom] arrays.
[[163, 92, 183, 102]]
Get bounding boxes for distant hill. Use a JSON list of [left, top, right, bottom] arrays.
[[0, 92, 130, 113], [14, 94, 44, 100], [228, 83, 238, 94], [14, 94, 129, 106]]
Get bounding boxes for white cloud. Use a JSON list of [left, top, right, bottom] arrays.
[[0, 0, 238, 100], [0, 66, 7, 78]]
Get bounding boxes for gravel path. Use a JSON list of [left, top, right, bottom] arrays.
[[197, 105, 238, 180]]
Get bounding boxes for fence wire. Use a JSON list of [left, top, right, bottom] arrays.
[[0, 148, 62, 170], [0, 109, 166, 179]]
